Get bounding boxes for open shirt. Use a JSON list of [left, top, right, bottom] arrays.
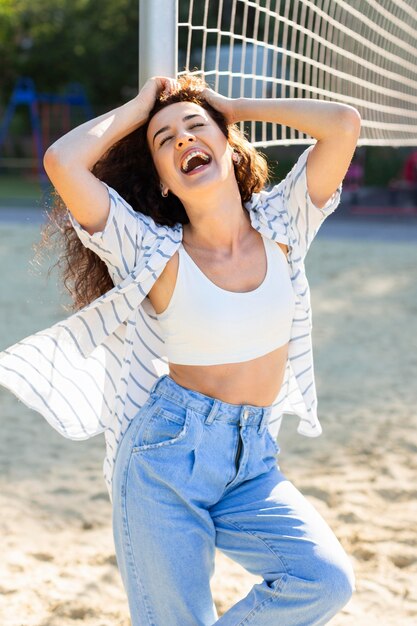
[[0, 145, 341, 502]]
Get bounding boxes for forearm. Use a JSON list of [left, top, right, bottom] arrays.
[[44, 96, 148, 170], [233, 98, 360, 140]]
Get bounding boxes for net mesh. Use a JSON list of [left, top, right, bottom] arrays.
[[178, 0, 417, 147]]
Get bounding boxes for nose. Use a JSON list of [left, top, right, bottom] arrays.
[[175, 132, 196, 150]]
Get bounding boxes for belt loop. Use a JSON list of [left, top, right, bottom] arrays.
[[205, 399, 220, 425], [149, 374, 164, 396], [258, 408, 270, 434]]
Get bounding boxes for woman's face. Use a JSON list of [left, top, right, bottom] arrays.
[[146, 101, 234, 200]]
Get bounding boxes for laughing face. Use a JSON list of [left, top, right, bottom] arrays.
[[146, 101, 235, 201]]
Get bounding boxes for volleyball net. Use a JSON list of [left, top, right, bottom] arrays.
[[177, 0, 417, 148]]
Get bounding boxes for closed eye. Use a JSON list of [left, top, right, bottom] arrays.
[[159, 135, 173, 147], [159, 123, 206, 147]]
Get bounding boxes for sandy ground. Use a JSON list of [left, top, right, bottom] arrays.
[[1, 215, 417, 625]]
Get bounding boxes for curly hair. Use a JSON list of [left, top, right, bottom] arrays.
[[34, 73, 270, 311]]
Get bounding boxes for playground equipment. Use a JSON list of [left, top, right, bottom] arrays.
[[0, 78, 93, 185]]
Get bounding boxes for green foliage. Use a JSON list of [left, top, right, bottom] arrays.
[[363, 147, 404, 186], [0, 0, 139, 108]]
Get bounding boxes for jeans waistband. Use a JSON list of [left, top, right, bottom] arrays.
[[149, 374, 273, 433]]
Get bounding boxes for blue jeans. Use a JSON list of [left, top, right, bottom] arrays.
[[112, 374, 355, 625]]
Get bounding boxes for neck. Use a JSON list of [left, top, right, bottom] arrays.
[[181, 179, 252, 254]]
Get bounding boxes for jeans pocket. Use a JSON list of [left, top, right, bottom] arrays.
[[132, 397, 193, 452]]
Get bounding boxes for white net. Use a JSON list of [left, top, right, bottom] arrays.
[[178, 0, 417, 147]]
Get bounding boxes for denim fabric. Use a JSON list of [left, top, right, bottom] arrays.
[[112, 374, 355, 625]]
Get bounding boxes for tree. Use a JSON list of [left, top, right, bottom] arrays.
[[0, 0, 139, 109]]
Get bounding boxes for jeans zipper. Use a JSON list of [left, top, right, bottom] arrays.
[[234, 424, 243, 473]]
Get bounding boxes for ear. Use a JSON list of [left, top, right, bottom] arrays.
[[232, 149, 242, 165], [226, 142, 235, 160]]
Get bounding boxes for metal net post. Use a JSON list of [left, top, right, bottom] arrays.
[[139, 0, 178, 88]]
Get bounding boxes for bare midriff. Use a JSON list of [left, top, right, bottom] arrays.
[[146, 232, 290, 407], [168, 343, 288, 406]]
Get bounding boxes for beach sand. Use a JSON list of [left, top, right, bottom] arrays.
[[1, 218, 416, 625]]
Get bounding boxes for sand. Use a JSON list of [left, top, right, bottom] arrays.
[[1, 216, 416, 625]]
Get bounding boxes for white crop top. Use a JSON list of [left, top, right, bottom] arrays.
[[155, 234, 296, 365]]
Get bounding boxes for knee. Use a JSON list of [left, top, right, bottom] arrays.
[[285, 547, 355, 617], [316, 555, 356, 613]]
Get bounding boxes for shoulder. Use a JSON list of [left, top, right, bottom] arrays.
[[246, 148, 311, 208], [101, 183, 181, 244]]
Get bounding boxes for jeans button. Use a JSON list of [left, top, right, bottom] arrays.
[[242, 409, 249, 420]]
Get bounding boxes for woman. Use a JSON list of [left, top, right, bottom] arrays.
[[0, 74, 360, 625]]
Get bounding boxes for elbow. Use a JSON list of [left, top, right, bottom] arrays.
[[43, 145, 73, 173], [339, 106, 361, 138], [43, 145, 61, 172]]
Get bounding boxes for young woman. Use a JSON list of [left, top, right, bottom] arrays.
[[0, 74, 360, 625]]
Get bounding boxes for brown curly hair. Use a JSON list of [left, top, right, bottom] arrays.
[[34, 73, 270, 311]]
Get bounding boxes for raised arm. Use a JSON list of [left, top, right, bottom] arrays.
[[43, 77, 180, 235], [202, 91, 361, 208], [235, 98, 360, 208]]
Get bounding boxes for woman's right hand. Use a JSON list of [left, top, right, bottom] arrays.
[[44, 76, 182, 238], [136, 76, 181, 116]]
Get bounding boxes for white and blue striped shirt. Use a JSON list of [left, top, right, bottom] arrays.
[[0, 146, 341, 502]]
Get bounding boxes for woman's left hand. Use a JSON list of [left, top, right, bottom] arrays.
[[201, 88, 238, 125]]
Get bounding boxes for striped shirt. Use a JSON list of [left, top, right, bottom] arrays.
[[0, 146, 341, 502]]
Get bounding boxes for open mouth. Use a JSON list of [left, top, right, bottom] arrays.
[[180, 150, 212, 175]]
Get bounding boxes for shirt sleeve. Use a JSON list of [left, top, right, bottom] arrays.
[[271, 145, 342, 259], [67, 182, 146, 285]]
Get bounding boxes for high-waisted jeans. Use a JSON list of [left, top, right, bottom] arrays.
[[112, 374, 355, 625]]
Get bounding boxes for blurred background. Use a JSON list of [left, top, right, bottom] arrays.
[[1, 0, 417, 216]]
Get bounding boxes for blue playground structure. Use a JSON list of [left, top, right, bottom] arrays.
[[0, 78, 93, 186]]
